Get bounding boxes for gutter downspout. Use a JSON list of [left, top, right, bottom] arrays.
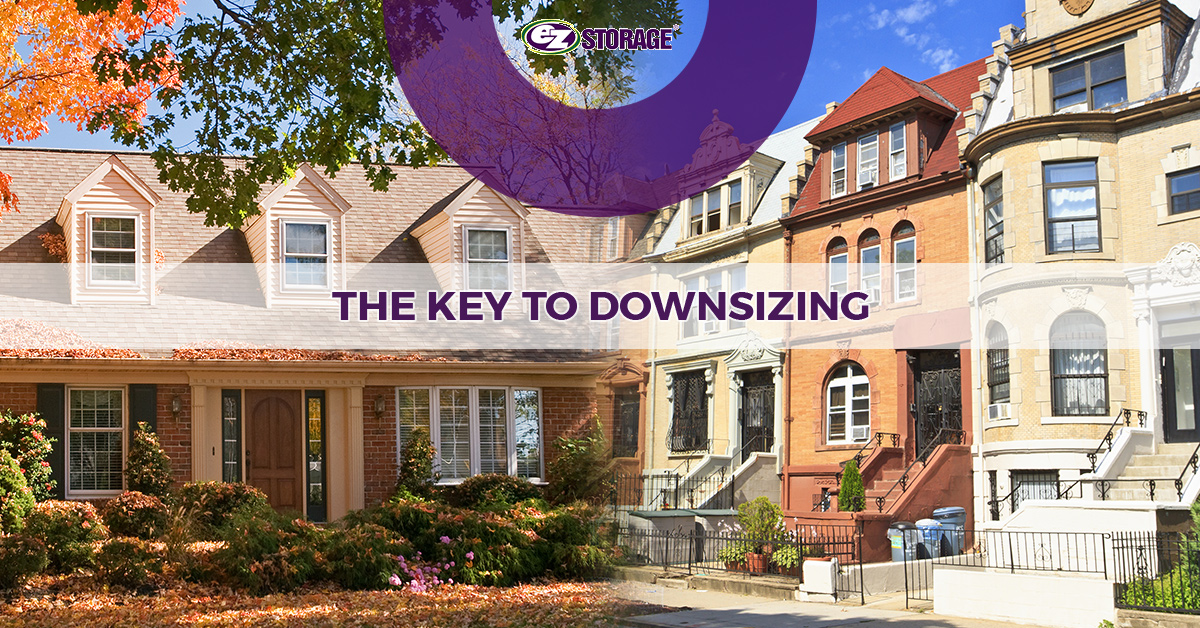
[[646, 264, 660, 470], [782, 228, 793, 511], [965, 164, 988, 529]]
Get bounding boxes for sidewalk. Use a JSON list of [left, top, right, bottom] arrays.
[[608, 580, 1051, 628]]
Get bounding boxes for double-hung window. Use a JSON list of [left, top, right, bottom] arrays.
[[729, 265, 747, 330], [983, 177, 1005, 265], [703, 272, 723, 335], [282, 222, 330, 288], [857, 133, 879, 190], [728, 180, 743, 225], [606, 216, 621, 259], [889, 122, 907, 180], [831, 143, 847, 197], [89, 216, 137, 284], [828, 239, 849, 295], [68, 388, 124, 495], [894, 230, 916, 302], [466, 228, 510, 290], [1169, 169, 1200, 216], [1044, 161, 1100, 254], [706, 188, 722, 232], [689, 194, 704, 237], [826, 363, 869, 443], [412, 386, 543, 482], [1051, 48, 1126, 113], [860, 237, 881, 305]]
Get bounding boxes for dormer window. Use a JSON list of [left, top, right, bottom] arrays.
[[88, 216, 137, 284], [687, 179, 746, 237], [857, 133, 878, 190], [466, 228, 510, 290], [1051, 48, 1126, 113], [728, 180, 743, 224], [889, 122, 907, 180], [282, 221, 330, 289], [831, 143, 847, 197]]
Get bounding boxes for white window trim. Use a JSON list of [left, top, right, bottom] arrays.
[[85, 212, 141, 289], [889, 122, 907, 180], [279, 218, 334, 292], [831, 143, 847, 198], [857, 133, 879, 191], [860, 244, 882, 305], [404, 386, 543, 484], [678, 264, 748, 341], [606, 216, 621, 260], [894, 237, 917, 302], [65, 386, 126, 498], [828, 252, 849, 294], [826, 367, 870, 444], [462, 225, 514, 291]]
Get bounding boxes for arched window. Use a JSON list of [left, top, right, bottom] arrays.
[[1050, 312, 1108, 416], [987, 323, 1010, 404], [827, 237, 848, 294], [892, 221, 916, 301], [858, 230, 881, 304], [827, 362, 870, 443]]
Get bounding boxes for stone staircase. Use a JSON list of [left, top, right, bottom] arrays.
[[1107, 442, 1198, 502], [864, 468, 907, 512]]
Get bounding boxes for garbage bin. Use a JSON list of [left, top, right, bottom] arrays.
[[932, 506, 967, 556], [915, 518, 943, 559], [887, 521, 919, 562]]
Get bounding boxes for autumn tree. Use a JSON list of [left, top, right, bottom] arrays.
[[0, 0, 181, 215]]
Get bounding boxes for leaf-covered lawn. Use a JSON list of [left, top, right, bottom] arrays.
[[0, 579, 665, 627]]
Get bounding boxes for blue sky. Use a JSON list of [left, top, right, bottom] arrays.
[[24, 0, 1027, 151]]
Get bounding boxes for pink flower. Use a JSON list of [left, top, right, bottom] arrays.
[[389, 574, 403, 586], [465, 551, 474, 560], [440, 536, 451, 544]]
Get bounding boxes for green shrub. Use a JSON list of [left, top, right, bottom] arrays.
[[0, 534, 49, 590], [213, 508, 325, 594], [1121, 564, 1200, 610], [95, 537, 165, 588], [736, 497, 785, 552], [0, 449, 35, 533], [545, 418, 612, 505], [717, 539, 756, 565], [839, 459, 866, 512], [394, 427, 437, 500], [444, 474, 542, 509], [0, 410, 55, 501], [171, 482, 271, 538], [102, 491, 168, 539], [321, 522, 413, 590], [125, 422, 173, 498], [24, 500, 108, 572]]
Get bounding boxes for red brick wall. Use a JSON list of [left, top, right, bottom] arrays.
[[363, 386, 398, 507], [0, 383, 38, 417], [156, 385, 192, 488], [542, 386, 598, 471]]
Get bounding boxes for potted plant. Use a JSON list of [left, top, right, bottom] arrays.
[[736, 497, 785, 573], [771, 537, 801, 576], [718, 539, 754, 571]]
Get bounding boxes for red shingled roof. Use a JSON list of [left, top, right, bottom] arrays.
[[808, 66, 960, 140]]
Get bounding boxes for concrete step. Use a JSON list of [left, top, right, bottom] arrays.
[[1127, 454, 1193, 469], [1155, 443, 1200, 456], [881, 469, 906, 482], [1120, 465, 1183, 479], [1105, 487, 1180, 502]]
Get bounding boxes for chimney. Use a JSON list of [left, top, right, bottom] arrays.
[[825, 101, 839, 115]]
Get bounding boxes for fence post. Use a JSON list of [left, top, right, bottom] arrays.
[[673, 474, 680, 511], [858, 527, 865, 606]]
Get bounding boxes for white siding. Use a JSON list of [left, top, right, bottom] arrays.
[[71, 170, 153, 304]]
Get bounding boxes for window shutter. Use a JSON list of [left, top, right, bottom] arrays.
[[129, 384, 158, 437], [36, 384, 66, 500]]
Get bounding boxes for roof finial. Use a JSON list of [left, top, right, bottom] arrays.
[[712, 109, 720, 122]]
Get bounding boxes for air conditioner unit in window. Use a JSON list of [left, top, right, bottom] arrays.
[[852, 425, 869, 442], [858, 169, 877, 188], [867, 287, 881, 305], [987, 403, 1011, 421]]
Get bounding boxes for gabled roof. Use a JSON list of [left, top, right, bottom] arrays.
[[55, 155, 161, 226], [401, 179, 477, 238], [256, 163, 352, 216], [806, 67, 959, 142]]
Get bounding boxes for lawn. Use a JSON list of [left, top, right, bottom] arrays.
[[0, 579, 665, 627]]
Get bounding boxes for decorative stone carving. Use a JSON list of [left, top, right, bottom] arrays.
[[1060, 0, 1093, 16], [837, 339, 851, 359], [725, 332, 782, 367], [1157, 243, 1200, 287], [1063, 286, 1092, 308], [983, 299, 996, 319]]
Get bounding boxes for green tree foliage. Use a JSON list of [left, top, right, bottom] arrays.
[[839, 459, 865, 512], [545, 418, 612, 505], [84, 0, 681, 228], [0, 449, 35, 533], [126, 422, 174, 498], [395, 427, 438, 500]]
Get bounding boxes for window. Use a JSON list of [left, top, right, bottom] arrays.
[[1051, 48, 1126, 113], [728, 180, 743, 224], [826, 363, 869, 443], [669, 370, 708, 452], [827, 238, 848, 294], [606, 216, 621, 259], [221, 390, 242, 483], [397, 388, 431, 450], [703, 271, 722, 335], [282, 222, 329, 288], [514, 389, 542, 479], [889, 122, 906, 180], [437, 388, 472, 480], [983, 177, 1004, 266], [681, 266, 744, 338], [68, 388, 124, 494], [859, 231, 881, 305], [893, 222, 916, 301], [1050, 311, 1109, 416], [706, 187, 721, 232], [682, 275, 701, 338], [987, 324, 1010, 404], [1044, 161, 1100, 254], [89, 216, 136, 283], [466, 228, 510, 290], [689, 194, 704, 237], [402, 387, 541, 482], [478, 389, 508, 475], [831, 143, 847, 197], [857, 133, 878, 190], [1011, 470, 1059, 510], [729, 265, 747, 330], [305, 391, 327, 522], [1169, 168, 1200, 216], [613, 387, 640, 458]]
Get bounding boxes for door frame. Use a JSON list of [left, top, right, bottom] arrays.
[[241, 389, 307, 514], [1162, 339, 1200, 444]]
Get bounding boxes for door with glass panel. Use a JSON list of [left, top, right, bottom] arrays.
[[1163, 340, 1200, 443]]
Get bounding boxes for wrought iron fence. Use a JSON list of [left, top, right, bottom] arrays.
[[936, 529, 1110, 576], [610, 472, 680, 511], [1114, 531, 1200, 614]]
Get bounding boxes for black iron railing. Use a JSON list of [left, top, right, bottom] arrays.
[[739, 434, 775, 466], [1113, 531, 1200, 614], [611, 472, 681, 511], [843, 431, 900, 469], [1175, 441, 1200, 501], [1088, 408, 1148, 471], [1080, 477, 1178, 501], [874, 428, 965, 512]]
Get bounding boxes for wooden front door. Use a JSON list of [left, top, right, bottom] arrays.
[[245, 390, 304, 512]]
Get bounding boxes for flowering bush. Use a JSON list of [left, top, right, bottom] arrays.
[[0, 534, 48, 590], [23, 500, 108, 572], [0, 410, 55, 501], [95, 537, 165, 588], [125, 422, 173, 498], [0, 449, 34, 533], [102, 491, 169, 539], [320, 521, 413, 590], [171, 481, 270, 538], [389, 551, 456, 593]]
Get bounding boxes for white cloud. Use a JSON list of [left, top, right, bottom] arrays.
[[862, 1, 961, 74], [862, 68, 875, 82], [922, 47, 961, 72], [867, 0, 937, 29]]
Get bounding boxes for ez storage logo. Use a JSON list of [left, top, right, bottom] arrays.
[[521, 20, 581, 55]]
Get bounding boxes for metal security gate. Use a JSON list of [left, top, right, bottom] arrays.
[[739, 370, 775, 464], [915, 352, 962, 454]]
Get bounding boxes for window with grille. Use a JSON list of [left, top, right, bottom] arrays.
[[613, 387, 640, 458], [282, 221, 330, 288], [89, 216, 137, 283], [983, 177, 1004, 265], [987, 324, 1011, 404], [221, 390, 241, 483], [306, 391, 327, 522], [1011, 470, 1059, 510], [669, 370, 708, 452], [68, 389, 124, 494], [1050, 311, 1109, 416], [1044, 161, 1100, 254], [466, 229, 510, 289]]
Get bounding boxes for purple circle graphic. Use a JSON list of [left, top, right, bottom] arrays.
[[383, 1, 816, 216]]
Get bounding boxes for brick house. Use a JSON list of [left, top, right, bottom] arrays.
[[0, 147, 619, 521]]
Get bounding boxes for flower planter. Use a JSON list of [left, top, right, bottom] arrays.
[[776, 565, 801, 577], [745, 552, 769, 573], [724, 561, 747, 572]]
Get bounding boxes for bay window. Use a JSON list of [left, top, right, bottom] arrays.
[[1044, 161, 1100, 254], [1169, 168, 1200, 215], [1051, 48, 1126, 113], [1050, 312, 1109, 416]]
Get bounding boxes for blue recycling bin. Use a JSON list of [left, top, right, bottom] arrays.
[[932, 506, 967, 556], [915, 518, 943, 559], [887, 521, 919, 562]]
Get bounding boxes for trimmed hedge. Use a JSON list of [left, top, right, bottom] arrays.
[[102, 491, 169, 539], [24, 500, 108, 572]]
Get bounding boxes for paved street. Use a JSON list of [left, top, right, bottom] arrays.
[[609, 580, 1052, 628]]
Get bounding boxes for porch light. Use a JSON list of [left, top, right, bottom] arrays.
[[171, 395, 183, 417], [374, 395, 385, 417]]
